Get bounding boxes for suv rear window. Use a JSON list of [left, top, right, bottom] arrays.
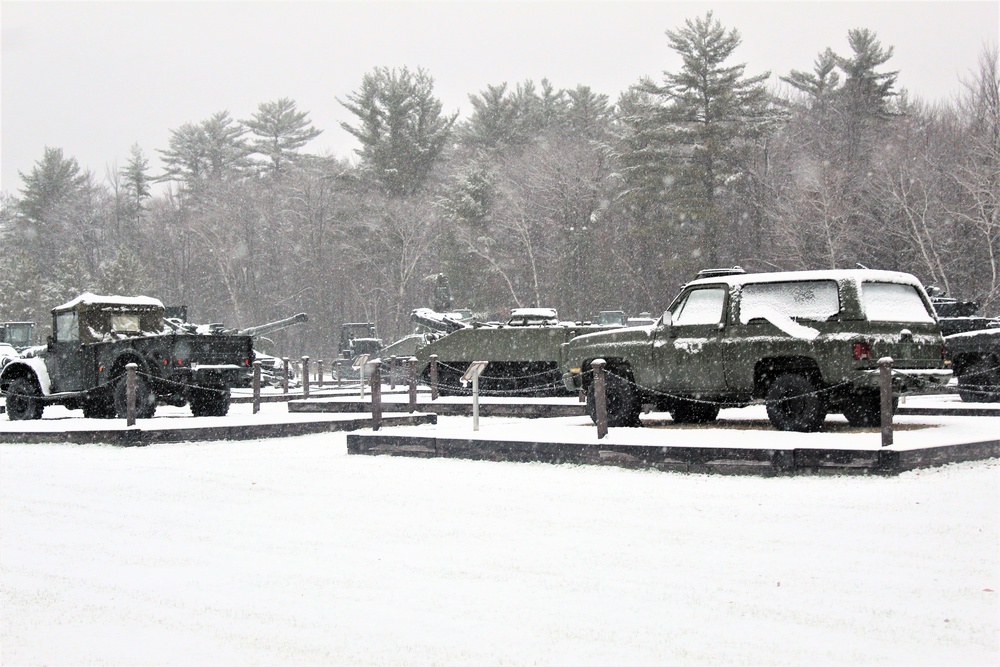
[[861, 282, 934, 323], [739, 280, 840, 324]]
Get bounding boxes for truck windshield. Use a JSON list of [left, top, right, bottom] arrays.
[[55, 312, 79, 342]]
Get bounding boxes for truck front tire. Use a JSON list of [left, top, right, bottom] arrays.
[[6, 377, 44, 420], [587, 369, 641, 427]]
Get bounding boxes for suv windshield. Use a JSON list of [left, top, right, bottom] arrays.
[[861, 282, 934, 323]]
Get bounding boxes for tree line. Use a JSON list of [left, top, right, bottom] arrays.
[[2, 13, 998, 360]]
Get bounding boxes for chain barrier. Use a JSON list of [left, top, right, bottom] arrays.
[[602, 368, 860, 409]]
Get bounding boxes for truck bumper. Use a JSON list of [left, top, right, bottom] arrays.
[[861, 367, 953, 393]]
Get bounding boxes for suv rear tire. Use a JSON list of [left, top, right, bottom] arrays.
[[766, 373, 827, 432], [671, 398, 720, 424]]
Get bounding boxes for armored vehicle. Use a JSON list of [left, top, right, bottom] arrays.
[[0, 321, 35, 350], [562, 269, 951, 431], [925, 291, 1000, 403], [1, 293, 254, 420], [414, 307, 623, 395]]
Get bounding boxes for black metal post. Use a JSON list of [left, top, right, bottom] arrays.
[[126, 362, 137, 427], [370, 360, 382, 431], [430, 354, 439, 401], [879, 356, 894, 447], [592, 359, 608, 439], [252, 360, 261, 414]]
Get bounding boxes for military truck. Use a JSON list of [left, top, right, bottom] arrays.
[[561, 269, 952, 431], [946, 327, 1000, 402], [0, 321, 35, 350], [414, 307, 624, 395], [0, 293, 254, 420], [926, 290, 1000, 403]]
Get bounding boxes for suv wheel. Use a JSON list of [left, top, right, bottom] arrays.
[[587, 368, 641, 427], [671, 398, 720, 424], [766, 373, 827, 432], [957, 358, 1000, 403], [6, 377, 44, 420], [842, 388, 896, 427]]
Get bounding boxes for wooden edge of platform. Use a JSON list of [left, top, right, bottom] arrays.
[[0, 413, 437, 446], [346, 432, 1000, 476]]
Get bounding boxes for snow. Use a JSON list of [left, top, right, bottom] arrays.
[[861, 282, 936, 323], [1, 398, 998, 665], [687, 268, 927, 290]]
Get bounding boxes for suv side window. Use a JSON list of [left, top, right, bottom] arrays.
[[740, 280, 840, 324], [861, 282, 935, 323], [673, 287, 726, 326]]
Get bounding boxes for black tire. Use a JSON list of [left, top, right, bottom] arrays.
[[957, 358, 1000, 403], [83, 389, 116, 419], [766, 372, 827, 432], [190, 384, 231, 417], [6, 377, 44, 421], [113, 374, 157, 419], [842, 388, 897, 427], [587, 368, 641, 427], [671, 398, 721, 424]]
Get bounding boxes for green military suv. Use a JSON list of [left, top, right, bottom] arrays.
[[561, 269, 951, 431]]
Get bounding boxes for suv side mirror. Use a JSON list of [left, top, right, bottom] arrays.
[[662, 311, 672, 327]]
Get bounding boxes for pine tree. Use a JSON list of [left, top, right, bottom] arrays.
[[339, 67, 457, 196], [620, 12, 778, 266], [121, 144, 150, 224], [244, 98, 323, 175], [17, 147, 89, 227]]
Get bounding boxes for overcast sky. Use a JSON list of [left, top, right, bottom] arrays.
[[2, 1, 998, 196]]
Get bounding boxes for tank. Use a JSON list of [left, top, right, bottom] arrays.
[[413, 307, 621, 395]]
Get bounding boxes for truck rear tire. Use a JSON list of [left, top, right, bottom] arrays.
[[114, 375, 156, 419], [190, 385, 231, 417], [587, 369, 641, 427], [83, 389, 116, 419], [6, 377, 44, 420], [766, 373, 827, 432]]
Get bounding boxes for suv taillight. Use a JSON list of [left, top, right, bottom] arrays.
[[853, 342, 871, 361]]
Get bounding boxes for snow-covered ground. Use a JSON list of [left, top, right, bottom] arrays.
[[2, 402, 998, 665]]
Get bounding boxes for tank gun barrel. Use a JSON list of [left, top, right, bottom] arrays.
[[239, 313, 308, 337], [411, 308, 470, 333]]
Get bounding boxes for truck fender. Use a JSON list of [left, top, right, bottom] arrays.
[[0, 358, 51, 396]]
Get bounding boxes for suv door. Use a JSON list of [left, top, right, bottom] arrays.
[[651, 286, 729, 393]]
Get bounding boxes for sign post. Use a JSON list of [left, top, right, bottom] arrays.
[[462, 361, 489, 431], [353, 354, 371, 398]]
